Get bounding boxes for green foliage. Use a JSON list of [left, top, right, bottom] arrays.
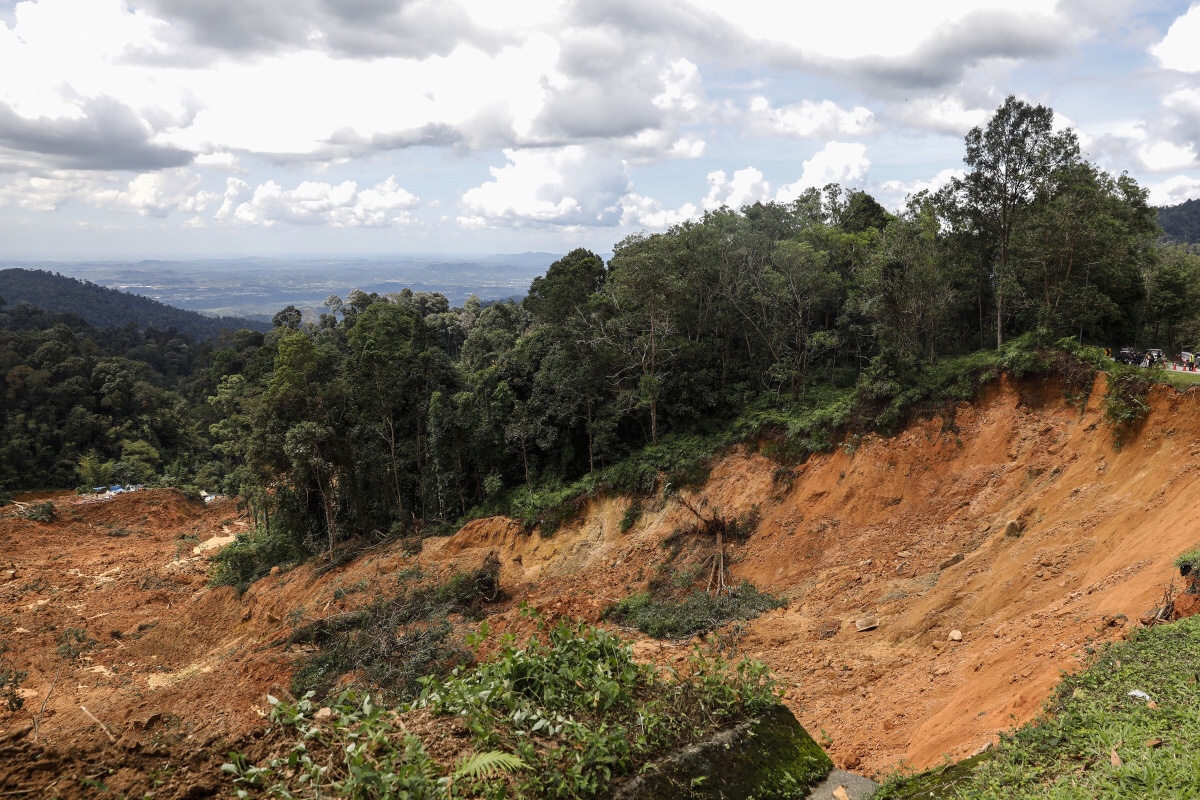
[[76, 450, 114, 488], [20, 501, 56, 522], [209, 527, 307, 590], [226, 617, 782, 799], [55, 627, 96, 660], [619, 499, 643, 532], [289, 557, 501, 702], [876, 615, 1200, 799], [1103, 362, 1156, 443], [605, 584, 787, 640], [1157, 197, 1200, 244], [416, 614, 780, 798], [223, 692, 451, 799], [1173, 544, 1200, 575], [0, 640, 27, 712]]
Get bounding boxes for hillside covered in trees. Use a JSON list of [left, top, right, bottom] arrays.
[[1158, 197, 1200, 244], [5, 97, 1200, 565], [0, 268, 270, 339]]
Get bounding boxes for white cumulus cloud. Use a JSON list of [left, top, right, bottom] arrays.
[[1151, 4, 1200, 72], [214, 176, 418, 227], [746, 98, 874, 138], [877, 167, 964, 209], [92, 168, 218, 217], [1147, 174, 1200, 206], [459, 146, 631, 228], [703, 167, 772, 210], [776, 142, 871, 202]]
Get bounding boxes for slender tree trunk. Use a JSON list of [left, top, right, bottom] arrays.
[[586, 399, 595, 473], [996, 280, 1004, 350]]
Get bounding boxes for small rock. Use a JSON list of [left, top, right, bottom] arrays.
[[948, 630, 963, 642], [935, 666, 951, 676], [897, 550, 912, 558], [1004, 520, 1022, 538], [136, 712, 163, 731], [269, 566, 281, 576], [266, 612, 280, 624], [314, 707, 333, 720], [855, 615, 879, 632]]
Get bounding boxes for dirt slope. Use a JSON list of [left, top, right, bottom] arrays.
[[1, 372, 1198, 795]]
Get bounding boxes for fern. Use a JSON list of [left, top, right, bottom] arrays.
[[453, 750, 527, 780]]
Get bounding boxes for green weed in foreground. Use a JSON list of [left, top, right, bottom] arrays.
[[224, 614, 781, 799], [875, 614, 1200, 799]]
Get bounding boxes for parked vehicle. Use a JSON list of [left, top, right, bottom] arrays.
[[1116, 346, 1140, 365]]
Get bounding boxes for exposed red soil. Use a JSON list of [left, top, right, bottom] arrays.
[[2, 373, 1198, 796]]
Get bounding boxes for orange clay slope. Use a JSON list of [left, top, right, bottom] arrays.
[[0, 371, 1196, 797]]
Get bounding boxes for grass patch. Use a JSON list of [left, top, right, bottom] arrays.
[[1160, 369, 1200, 389], [875, 614, 1200, 799], [606, 584, 787, 640], [226, 614, 783, 799]]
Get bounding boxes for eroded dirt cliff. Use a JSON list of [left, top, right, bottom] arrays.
[[2, 373, 1197, 795]]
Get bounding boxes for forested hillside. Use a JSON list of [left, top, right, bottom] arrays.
[[0, 268, 270, 339], [5, 97, 1200, 567], [1158, 197, 1200, 244], [0, 300, 261, 491]]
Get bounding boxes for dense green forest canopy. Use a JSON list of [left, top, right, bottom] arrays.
[[1157, 198, 1200, 245], [0, 268, 270, 339], [5, 97, 1200, 585]]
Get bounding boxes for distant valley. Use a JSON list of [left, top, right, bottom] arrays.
[[0, 253, 565, 322]]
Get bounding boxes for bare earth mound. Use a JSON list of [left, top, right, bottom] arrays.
[[1, 373, 1197, 795]]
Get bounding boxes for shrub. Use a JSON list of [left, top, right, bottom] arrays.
[[1103, 363, 1155, 444], [20, 501, 56, 522], [606, 583, 787, 640], [1174, 545, 1200, 577], [0, 640, 27, 712], [226, 617, 781, 800]]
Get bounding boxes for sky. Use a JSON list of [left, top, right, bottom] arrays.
[[1, 0, 1199, 260]]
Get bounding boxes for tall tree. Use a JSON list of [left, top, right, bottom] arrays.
[[949, 95, 1080, 348]]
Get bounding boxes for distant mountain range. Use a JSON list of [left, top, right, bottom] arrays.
[[0, 254, 566, 322], [0, 269, 270, 339], [1158, 199, 1200, 245]]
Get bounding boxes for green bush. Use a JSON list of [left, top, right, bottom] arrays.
[[20, 501, 56, 522], [1174, 544, 1200, 576], [606, 583, 787, 640], [225, 616, 781, 799], [1103, 363, 1156, 444]]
